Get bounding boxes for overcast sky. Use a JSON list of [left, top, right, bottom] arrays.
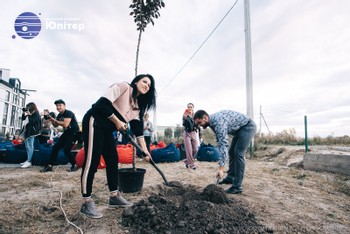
[[1, 0, 349, 137]]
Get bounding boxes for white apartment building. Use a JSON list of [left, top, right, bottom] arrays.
[[0, 68, 27, 139]]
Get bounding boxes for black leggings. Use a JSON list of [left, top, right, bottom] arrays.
[[81, 114, 119, 198], [144, 136, 151, 152]]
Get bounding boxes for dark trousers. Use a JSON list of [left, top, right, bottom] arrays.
[[228, 120, 257, 188], [144, 136, 151, 152], [38, 135, 50, 144], [49, 132, 76, 166], [81, 114, 119, 198]]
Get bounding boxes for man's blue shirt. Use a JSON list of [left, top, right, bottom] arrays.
[[209, 110, 250, 166]]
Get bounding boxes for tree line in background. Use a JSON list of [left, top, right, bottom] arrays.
[[159, 126, 350, 146]]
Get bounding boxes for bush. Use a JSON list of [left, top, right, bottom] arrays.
[[256, 129, 350, 145]]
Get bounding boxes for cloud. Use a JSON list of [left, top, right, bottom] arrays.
[[1, 0, 349, 137]]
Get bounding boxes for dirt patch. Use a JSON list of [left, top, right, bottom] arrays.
[[0, 145, 349, 233], [122, 183, 270, 233]]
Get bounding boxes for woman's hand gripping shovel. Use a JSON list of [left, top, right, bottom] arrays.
[[122, 132, 180, 188]]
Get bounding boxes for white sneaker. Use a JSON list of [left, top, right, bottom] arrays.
[[21, 161, 32, 168]]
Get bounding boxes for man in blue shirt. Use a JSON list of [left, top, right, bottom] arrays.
[[194, 110, 256, 194]]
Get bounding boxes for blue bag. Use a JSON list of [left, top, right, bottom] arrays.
[[196, 143, 221, 162], [151, 143, 180, 163]]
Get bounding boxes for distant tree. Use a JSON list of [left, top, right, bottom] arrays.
[[174, 124, 183, 139], [129, 0, 165, 76], [163, 127, 173, 145], [201, 128, 233, 146], [201, 128, 217, 146], [164, 127, 173, 139]]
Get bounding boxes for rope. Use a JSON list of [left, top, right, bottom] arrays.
[[159, 0, 239, 94], [50, 168, 84, 234]]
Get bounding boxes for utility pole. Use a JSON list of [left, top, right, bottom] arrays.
[[244, 0, 253, 120], [244, 0, 254, 158], [259, 105, 271, 136], [153, 110, 158, 141], [259, 105, 262, 136]]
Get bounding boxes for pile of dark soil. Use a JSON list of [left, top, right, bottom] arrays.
[[122, 183, 272, 234]]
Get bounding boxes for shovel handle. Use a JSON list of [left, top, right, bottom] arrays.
[[149, 159, 169, 185], [124, 133, 147, 156], [123, 132, 169, 185]]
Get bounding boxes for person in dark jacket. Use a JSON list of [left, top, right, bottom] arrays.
[[79, 74, 156, 219], [182, 103, 198, 170], [20, 102, 42, 168]]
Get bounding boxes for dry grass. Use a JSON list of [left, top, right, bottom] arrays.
[[0, 146, 349, 233]]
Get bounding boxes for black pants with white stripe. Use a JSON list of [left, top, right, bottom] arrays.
[[81, 112, 119, 198]]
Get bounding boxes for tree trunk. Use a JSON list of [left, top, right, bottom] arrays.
[[135, 30, 143, 76]]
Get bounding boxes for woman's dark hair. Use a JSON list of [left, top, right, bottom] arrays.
[[26, 102, 39, 113], [130, 74, 157, 119]]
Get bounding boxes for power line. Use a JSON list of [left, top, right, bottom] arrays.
[[159, 0, 239, 94]]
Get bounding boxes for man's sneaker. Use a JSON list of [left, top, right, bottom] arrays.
[[21, 161, 32, 168], [80, 201, 103, 219], [225, 186, 243, 194], [109, 193, 133, 208], [67, 165, 79, 172], [218, 177, 234, 185], [40, 165, 53, 173]]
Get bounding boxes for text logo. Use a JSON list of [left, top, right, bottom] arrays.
[[14, 12, 42, 39], [45, 18, 85, 32]]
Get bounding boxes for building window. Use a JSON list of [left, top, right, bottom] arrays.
[[10, 105, 16, 126], [2, 103, 9, 125], [5, 91, 10, 102], [1, 127, 6, 137], [20, 97, 25, 107]]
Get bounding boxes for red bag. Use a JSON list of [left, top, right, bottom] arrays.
[[150, 141, 166, 152], [117, 144, 133, 164], [75, 148, 106, 169], [75, 144, 135, 168]]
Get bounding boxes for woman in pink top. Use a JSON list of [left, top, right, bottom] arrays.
[[80, 74, 156, 219]]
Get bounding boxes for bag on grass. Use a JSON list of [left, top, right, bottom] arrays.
[[151, 143, 180, 163], [196, 142, 220, 162]]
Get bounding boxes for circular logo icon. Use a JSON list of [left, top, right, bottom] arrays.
[[14, 12, 41, 39]]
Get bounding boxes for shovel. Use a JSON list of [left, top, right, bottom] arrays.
[[123, 132, 171, 186]]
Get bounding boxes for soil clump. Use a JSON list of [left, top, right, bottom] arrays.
[[122, 183, 271, 234]]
